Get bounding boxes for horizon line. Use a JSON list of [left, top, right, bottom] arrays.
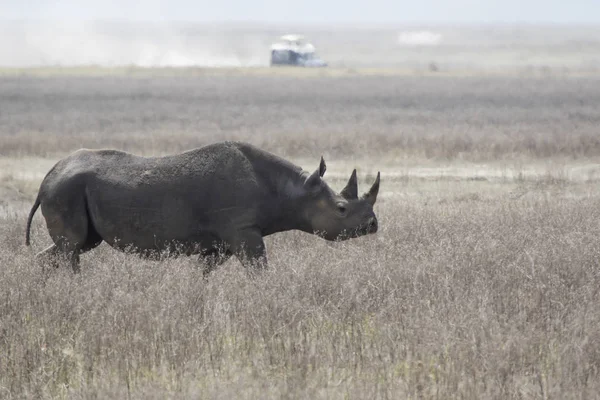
[[1, 18, 600, 27]]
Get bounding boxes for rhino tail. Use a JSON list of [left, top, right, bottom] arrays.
[[25, 196, 41, 246]]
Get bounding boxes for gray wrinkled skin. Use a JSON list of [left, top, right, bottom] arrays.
[[25, 141, 380, 274]]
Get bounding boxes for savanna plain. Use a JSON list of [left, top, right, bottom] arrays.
[[1, 69, 600, 399]]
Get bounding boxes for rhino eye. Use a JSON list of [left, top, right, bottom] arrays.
[[337, 204, 347, 215]]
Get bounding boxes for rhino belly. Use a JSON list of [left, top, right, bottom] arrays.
[[85, 183, 221, 255]]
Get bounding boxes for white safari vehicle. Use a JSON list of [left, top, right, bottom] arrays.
[[270, 34, 327, 67]]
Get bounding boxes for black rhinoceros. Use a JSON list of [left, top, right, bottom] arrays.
[[26, 141, 380, 273]]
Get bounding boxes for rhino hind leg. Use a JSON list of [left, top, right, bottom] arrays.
[[41, 196, 102, 273], [80, 220, 103, 253], [35, 244, 61, 269], [35, 244, 81, 272]]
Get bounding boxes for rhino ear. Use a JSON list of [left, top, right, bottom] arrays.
[[318, 156, 326, 177], [304, 157, 326, 191], [340, 169, 358, 200], [304, 167, 322, 190], [362, 172, 380, 206]]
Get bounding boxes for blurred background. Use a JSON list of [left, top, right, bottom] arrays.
[[1, 0, 600, 72]]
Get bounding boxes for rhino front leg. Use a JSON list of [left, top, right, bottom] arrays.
[[231, 229, 267, 272], [200, 249, 232, 277]]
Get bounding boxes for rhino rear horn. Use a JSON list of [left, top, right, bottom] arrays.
[[362, 172, 380, 206], [341, 169, 358, 200]]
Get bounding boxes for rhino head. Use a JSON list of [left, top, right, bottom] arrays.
[[299, 157, 380, 241]]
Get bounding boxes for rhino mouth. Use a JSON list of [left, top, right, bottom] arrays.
[[337, 217, 378, 241]]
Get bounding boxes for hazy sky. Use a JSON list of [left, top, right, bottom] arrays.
[[1, 0, 599, 24]]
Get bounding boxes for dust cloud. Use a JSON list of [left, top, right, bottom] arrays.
[[0, 21, 270, 67]]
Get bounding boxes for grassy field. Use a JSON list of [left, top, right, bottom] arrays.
[[1, 70, 600, 399]]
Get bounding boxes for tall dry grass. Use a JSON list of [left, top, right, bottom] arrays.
[[1, 190, 600, 398], [2, 73, 600, 398]]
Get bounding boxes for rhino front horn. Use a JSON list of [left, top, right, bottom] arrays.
[[341, 169, 358, 200], [362, 172, 380, 206]]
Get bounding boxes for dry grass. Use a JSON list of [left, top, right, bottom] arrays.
[[3, 66, 597, 79], [1, 74, 600, 161], [1, 72, 600, 398], [3, 185, 600, 399]]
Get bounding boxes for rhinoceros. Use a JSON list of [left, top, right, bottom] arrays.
[[25, 141, 380, 274]]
